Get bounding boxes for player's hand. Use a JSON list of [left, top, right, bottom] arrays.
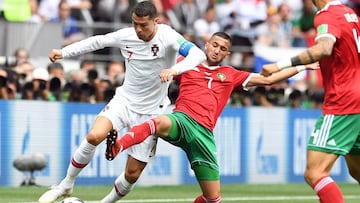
[[305, 62, 320, 70], [49, 49, 63, 62], [159, 68, 176, 83]]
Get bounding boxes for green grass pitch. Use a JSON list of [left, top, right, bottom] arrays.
[[0, 183, 359, 203]]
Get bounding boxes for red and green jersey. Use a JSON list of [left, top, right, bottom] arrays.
[[314, 1, 360, 114], [173, 63, 250, 131]]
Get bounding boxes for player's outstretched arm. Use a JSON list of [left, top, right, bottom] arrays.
[[247, 63, 319, 87], [261, 37, 334, 76]]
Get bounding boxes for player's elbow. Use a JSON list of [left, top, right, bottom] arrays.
[[191, 47, 206, 62]]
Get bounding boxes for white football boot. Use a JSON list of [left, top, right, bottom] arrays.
[[38, 185, 73, 203]]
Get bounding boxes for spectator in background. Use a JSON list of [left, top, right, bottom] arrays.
[[15, 60, 34, 88], [47, 62, 66, 88], [193, 5, 220, 49], [92, 0, 130, 22], [215, 0, 235, 22], [294, 0, 317, 47], [229, 89, 252, 107], [221, 0, 267, 69], [14, 48, 29, 66], [256, 12, 290, 47], [49, 0, 85, 46], [287, 88, 303, 108], [0, 68, 9, 99], [47, 62, 66, 101], [252, 86, 273, 107], [39, 0, 92, 21], [27, 0, 44, 23], [104, 60, 125, 86], [79, 59, 97, 81], [21, 68, 50, 100], [277, 2, 307, 47], [5, 69, 19, 99], [167, 0, 201, 41], [95, 78, 114, 103]]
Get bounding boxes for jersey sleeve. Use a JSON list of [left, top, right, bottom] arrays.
[[314, 11, 339, 41], [62, 29, 124, 58], [231, 67, 251, 89]]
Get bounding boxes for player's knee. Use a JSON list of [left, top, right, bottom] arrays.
[[86, 131, 104, 146], [124, 170, 141, 184], [304, 169, 317, 186], [154, 115, 172, 136]]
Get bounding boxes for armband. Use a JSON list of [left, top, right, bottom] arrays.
[[276, 59, 292, 70], [178, 41, 195, 57]]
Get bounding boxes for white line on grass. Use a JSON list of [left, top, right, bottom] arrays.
[[12, 195, 360, 203]]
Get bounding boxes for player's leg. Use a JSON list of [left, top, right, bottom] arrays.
[[165, 112, 221, 202], [305, 114, 360, 203], [102, 114, 164, 202], [105, 114, 172, 160], [193, 165, 221, 203], [304, 150, 341, 203], [345, 132, 360, 183], [38, 116, 113, 203], [101, 156, 147, 203], [345, 155, 360, 183]]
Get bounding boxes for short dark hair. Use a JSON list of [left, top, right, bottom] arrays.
[[132, 1, 157, 19], [212, 32, 232, 45]]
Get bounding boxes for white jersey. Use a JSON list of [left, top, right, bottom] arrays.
[[62, 24, 185, 114]]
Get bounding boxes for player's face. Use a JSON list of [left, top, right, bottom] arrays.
[[132, 13, 158, 42], [205, 36, 231, 66]]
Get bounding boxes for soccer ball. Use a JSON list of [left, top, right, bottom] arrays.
[[61, 197, 84, 203]]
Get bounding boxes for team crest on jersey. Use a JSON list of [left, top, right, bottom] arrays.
[[217, 73, 226, 82], [151, 44, 159, 56]]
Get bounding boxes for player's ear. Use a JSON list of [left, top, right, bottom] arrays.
[[205, 42, 209, 50], [153, 16, 160, 24]]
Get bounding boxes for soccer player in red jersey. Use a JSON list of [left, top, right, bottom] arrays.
[[105, 31, 318, 203], [261, 0, 360, 202]]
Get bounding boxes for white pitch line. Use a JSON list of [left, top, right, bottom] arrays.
[[11, 195, 360, 203]]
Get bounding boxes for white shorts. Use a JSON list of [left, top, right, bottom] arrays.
[[98, 95, 173, 163]]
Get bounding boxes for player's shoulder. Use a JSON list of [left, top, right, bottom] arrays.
[[117, 26, 136, 35], [157, 24, 178, 34]]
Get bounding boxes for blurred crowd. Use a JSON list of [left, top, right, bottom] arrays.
[[2, 0, 357, 108]]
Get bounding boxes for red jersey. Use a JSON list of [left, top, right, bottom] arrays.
[[173, 63, 250, 131], [314, 1, 360, 114]]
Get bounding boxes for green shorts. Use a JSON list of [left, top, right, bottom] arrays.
[[163, 111, 219, 181], [307, 114, 360, 155]]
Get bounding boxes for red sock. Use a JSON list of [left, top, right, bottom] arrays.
[[118, 119, 157, 151], [313, 176, 344, 203], [193, 195, 221, 203], [194, 195, 206, 203]]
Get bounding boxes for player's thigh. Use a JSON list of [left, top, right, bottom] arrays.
[[306, 149, 339, 175], [87, 116, 113, 145]]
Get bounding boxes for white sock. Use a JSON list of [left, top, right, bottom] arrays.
[[101, 172, 135, 203], [60, 139, 96, 189]]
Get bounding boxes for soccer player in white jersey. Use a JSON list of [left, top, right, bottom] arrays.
[[38, 1, 206, 203]]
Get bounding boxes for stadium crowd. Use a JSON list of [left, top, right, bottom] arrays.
[[1, 0, 351, 108]]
